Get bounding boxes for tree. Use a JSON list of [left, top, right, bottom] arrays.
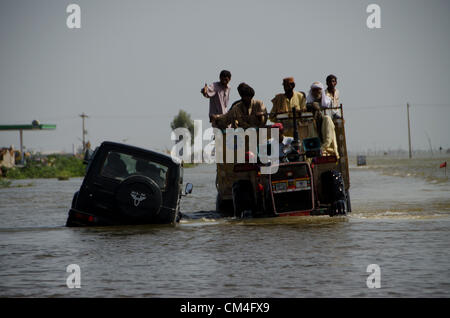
[[170, 110, 194, 139]]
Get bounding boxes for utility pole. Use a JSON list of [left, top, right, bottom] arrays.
[[19, 129, 24, 165], [407, 103, 412, 159], [79, 113, 88, 153], [425, 132, 433, 156]]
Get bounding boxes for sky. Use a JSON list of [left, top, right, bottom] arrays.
[[0, 0, 449, 154]]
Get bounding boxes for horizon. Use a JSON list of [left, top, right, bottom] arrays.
[[1, 0, 450, 153]]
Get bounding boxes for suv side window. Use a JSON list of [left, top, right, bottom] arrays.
[[101, 151, 169, 190]]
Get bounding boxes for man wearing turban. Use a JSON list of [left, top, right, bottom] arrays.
[[212, 83, 267, 129]]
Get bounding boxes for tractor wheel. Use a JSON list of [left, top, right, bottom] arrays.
[[232, 180, 255, 219], [216, 194, 234, 217]]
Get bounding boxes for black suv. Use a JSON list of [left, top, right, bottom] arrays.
[[66, 141, 192, 226]]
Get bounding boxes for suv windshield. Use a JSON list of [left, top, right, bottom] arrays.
[[101, 151, 168, 190]]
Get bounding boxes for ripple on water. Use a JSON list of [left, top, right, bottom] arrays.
[[0, 165, 450, 297]]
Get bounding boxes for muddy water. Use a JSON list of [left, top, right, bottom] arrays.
[[0, 157, 449, 297]]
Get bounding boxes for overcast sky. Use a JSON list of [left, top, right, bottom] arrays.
[[1, 0, 449, 153]]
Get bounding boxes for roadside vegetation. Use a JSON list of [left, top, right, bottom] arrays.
[[170, 110, 197, 168], [1, 154, 85, 180]]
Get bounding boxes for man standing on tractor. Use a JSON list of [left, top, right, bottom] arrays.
[[269, 77, 306, 137], [325, 74, 340, 107], [325, 74, 341, 119], [201, 70, 232, 127]]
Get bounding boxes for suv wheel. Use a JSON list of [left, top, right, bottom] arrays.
[[115, 175, 162, 220]]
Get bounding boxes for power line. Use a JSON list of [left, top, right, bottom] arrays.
[[89, 114, 178, 119], [5, 103, 448, 124], [409, 103, 450, 107], [344, 104, 403, 110], [344, 103, 450, 111]]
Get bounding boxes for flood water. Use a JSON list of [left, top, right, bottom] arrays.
[[0, 156, 449, 297]]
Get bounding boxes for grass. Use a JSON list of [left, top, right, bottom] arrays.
[[57, 170, 71, 181], [2, 154, 85, 180], [182, 163, 198, 168]]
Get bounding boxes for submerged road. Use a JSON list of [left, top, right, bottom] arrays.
[[0, 159, 449, 297]]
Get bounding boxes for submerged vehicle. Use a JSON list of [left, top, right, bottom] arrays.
[[216, 105, 351, 218], [66, 141, 193, 227]]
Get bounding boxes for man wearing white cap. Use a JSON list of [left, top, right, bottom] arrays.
[[306, 81, 331, 107], [306, 81, 341, 119]]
